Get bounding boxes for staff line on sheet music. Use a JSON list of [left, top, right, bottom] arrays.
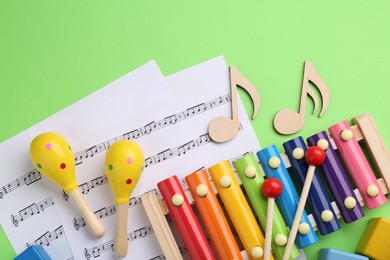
[[0, 95, 231, 200], [24, 225, 74, 259], [150, 246, 188, 260], [72, 151, 251, 231], [64, 126, 243, 201], [84, 208, 193, 259], [11, 196, 54, 227], [26, 225, 66, 248], [83, 225, 154, 259]]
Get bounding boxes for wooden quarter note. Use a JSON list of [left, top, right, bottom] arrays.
[[208, 66, 260, 143], [273, 61, 330, 135]]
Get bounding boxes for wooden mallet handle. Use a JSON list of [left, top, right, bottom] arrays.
[[114, 204, 129, 257], [262, 178, 283, 260], [282, 146, 325, 260]]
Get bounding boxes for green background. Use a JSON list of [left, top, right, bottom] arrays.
[[1, 1, 390, 259]]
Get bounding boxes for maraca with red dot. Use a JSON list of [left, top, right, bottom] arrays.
[[282, 146, 326, 260], [105, 140, 144, 257], [262, 178, 283, 260], [30, 132, 105, 238]]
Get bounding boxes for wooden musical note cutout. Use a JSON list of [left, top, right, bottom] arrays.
[[208, 66, 260, 143], [273, 61, 330, 135]]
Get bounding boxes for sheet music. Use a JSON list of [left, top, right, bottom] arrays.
[[0, 61, 163, 260], [0, 57, 261, 259]]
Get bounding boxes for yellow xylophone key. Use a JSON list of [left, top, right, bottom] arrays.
[[209, 160, 270, 260]]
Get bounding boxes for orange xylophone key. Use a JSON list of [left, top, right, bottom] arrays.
[[185, 169, 243, 260]]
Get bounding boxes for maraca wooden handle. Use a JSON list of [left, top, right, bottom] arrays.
[[115, 203, 128, 257], [69, 188, 105, 238]]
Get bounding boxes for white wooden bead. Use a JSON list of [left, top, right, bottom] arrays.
[[292, 148, 305, 160], [196, 184, 208, 197], [244, 166, 257, 179], [219, 176, 231, 188], [172, 194, 184, 207], [340, 129, 353, 141], [251, 246, 263, 258], [268, 156, 281, 169]]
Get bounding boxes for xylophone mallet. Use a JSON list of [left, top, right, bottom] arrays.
[[282, 146, 326, 260], [283, 137, 340, 235], [261, 178, 283, 260], [105, 140, 144, 257], [30, 132, 105, 238], [257, 145, 317, 249]]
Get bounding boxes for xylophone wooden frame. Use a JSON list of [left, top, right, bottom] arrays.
[[140, 112, 390, 259]]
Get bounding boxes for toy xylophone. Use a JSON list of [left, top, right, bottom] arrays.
[[141, 112, 390, 260]]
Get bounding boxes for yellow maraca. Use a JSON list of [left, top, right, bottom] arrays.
[[30, 132, 105, 238], [105, 140, 144, 257]]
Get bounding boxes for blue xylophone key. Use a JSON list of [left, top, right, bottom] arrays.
[[283, 137, 340, 235], [257, 145, 318, 248]]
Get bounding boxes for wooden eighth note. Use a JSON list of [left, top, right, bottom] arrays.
[[208, 66, 260, 143], [273, 61, 330, 135]]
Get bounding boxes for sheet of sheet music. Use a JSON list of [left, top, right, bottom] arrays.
[[0, 61, 162, 260]]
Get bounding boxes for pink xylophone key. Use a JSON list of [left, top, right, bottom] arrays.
[[329, 121, 386, 209]]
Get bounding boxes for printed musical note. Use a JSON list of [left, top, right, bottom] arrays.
[[73, 193, 153, 231], [0, 170, 42, 200], [62, 190, 70, 201], [28, 225, 65, 247], [84, 225, 155, 259], [208, 66, 260, 143], [273, 61, 330, 135], [62, 176, 108, 200], [1, 95, 229, 200], [150, 255, 167, 260]]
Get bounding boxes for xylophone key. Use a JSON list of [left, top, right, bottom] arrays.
[[284, 137, 340, 235], [257, 145, 318, 249], [209, 160, 268, 260], [157, 176, 215, 260], [329, 121, 387, 209], [185, 169, 243, 260], [307, 131, 365, 223], [234, 154, 299, 260]]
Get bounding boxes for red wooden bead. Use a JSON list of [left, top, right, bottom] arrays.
[[305, 146, 326, 166], [262, 178, 283, 198]]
